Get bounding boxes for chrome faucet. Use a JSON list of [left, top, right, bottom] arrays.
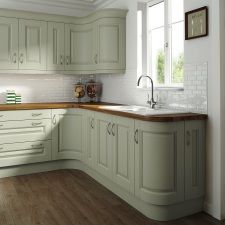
[[137, 75, 157, 109]]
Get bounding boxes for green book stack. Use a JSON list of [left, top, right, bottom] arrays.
[[16, 94, 22, 104], [6, 90, 22, 104], [6, 90, 16, 104]]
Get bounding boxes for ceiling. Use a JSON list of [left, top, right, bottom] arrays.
[[0, 0, 116, 16]]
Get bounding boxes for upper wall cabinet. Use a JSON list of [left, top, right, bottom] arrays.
[[47, 22, 65, 71], [65, 23, 95, 72], [0, 17, 18, 69], [19, 19, 47, 70], [96, 18, 126, 72], [0, 9, 127, 74]]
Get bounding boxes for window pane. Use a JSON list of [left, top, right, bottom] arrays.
[[150, 28, 165, 84], [137, 10, 143, 76], [171, 22, 184, 84], [171, 0, 184, 23], [149, 2, 164, 30]]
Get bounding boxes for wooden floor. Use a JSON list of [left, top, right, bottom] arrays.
[[0, 170, 222, 225]]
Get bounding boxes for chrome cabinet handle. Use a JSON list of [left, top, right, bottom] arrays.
[[31, 144, 43, 149], [94, 54, 98, 64], [134, 129, 139, 144], [52, 115, 57, 125], [32, 122, 42, 126], [66, 56, 70, 65], [60, 55, 64, 65], [12, 53, 17, 64], [107, 122, 111, 135], [111, 123, 116, 136], [19, 53, 24, 64], [186, 131, 191, 146], [32, 113, 42, 117], [90, 118, 94, 129]]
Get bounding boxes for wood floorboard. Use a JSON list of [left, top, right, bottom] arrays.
[[0, 169, 222, 225]]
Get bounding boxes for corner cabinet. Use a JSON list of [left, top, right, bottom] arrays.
[[134, 120, 185, 205], [52, 109, 85, 161]]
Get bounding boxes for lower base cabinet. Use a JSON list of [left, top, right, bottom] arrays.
[[0, 140, 51, 167], [134, 120, 185, 205], [52, 109, 85, 160]]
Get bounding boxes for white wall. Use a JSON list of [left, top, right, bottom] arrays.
[[103, 0, 223, 220]]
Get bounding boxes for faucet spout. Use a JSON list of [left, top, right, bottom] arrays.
[[137, 75, 157, 109]]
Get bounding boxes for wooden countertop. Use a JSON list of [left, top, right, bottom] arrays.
[[0, 102, 208, 122]]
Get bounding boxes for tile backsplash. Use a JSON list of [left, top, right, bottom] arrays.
[[0, 62, 207, 114]]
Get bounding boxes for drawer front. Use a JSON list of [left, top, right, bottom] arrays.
[[0, 140, 51, 167], [0, 119, 52, 144], [0, 110, 51, 121]]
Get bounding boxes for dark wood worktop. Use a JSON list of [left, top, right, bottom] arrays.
[[0, 102, 208, 122]]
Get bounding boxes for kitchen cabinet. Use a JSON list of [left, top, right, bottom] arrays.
[[19, 19, 47, 70], [95, 18, 126, 72], [112, 116, 135, 194], [85, 110, 97, 169], [47, 22, 65, 71], [0, 17, 18, 70], [185, 120, 205, 200], [134, 120, 185, 205], [65, 23, 95, 72], [52, 109, 84, 160], [95, 112, 113, 178]]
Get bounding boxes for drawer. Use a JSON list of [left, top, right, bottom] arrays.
[[0, 119, 52, 144], [0, 110, 51, 122], [0, 140, 51, 167]]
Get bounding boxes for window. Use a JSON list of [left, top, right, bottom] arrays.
[[137, 0, 184, 88]]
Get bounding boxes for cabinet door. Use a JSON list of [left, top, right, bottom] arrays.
[[95, 18, 126, 72], [52, 109, 84, 160], [135, 120, 185, 205], [95, 112, 112, 179], [65, 23, 95, 72], [185, 120, 205, 200], [85, 111, 97, 169], [112, 116, 135, 194], [19, 19, 47, 70], [0, 17, 18, 69], [47, 22, 65, 71]]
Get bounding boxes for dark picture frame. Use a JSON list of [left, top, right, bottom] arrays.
[[185, 6, 208, 40]]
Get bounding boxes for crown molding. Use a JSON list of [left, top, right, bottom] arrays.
[[0, 0, 116, 16]]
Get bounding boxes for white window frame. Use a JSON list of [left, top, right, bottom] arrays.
[[138, 0, 184, 89]]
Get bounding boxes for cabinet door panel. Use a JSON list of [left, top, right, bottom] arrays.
[[65, 23, 95, 71], [95, 113, 112, 179], [47, 22, 65, 70], [135, 121, 185, 205], [0, 17, 18, 69], [112, 116, 134, 194], [185, 121, 205, 200], [96, 18, 125, 71], [52, 109, 84, 160], [85, 111, 96, 169], [19, 19, 47, 70]]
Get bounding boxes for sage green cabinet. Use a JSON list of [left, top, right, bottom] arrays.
[[185, 120, 205, 200], [95, 18, 126, 72], [47, 22, 65, 71], [52, 109, 84, 160], [65, 23, 95, 72], [85, 110, 97, 169], [95, 112, 112, 178], [19, 19, 47, 70], [0, 17, 18, 69], [134, 120, 185, 205], [112, 116, 135, 194]]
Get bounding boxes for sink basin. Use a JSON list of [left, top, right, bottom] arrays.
[[101, 105, 189, 115]]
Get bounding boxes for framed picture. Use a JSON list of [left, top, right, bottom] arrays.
[[185, 6, 208, 40]]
